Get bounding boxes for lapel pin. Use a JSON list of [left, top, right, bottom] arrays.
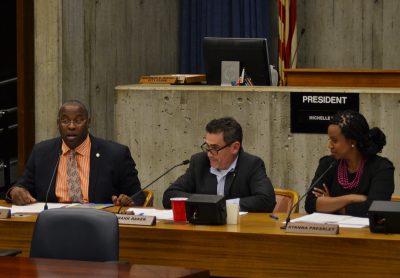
[[96, 153, 100, 158]]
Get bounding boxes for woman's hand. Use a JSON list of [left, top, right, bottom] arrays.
[[312, 183, 330, 198]]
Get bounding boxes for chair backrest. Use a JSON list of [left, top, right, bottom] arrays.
[[143, 189, 154, 207], [273, 188, 300, 213], [30, 208, 119, 261], [391, 195, 400, 202]]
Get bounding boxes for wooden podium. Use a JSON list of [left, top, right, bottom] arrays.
[[284, 69, 400, 87]]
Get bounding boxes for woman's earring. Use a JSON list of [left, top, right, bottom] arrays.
[[351, 144, 355, 148]]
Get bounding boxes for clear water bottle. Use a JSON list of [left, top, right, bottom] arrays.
[[270, 65, 278, 86]]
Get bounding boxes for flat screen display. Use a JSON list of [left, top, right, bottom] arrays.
[[203, 37, 272, 86]]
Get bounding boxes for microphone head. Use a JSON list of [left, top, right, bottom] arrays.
[[182, 159, 190, 165]]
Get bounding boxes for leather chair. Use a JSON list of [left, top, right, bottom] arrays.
[[30, 208, 119, 261], [391, 195, 400, 202], [273, 188, 300, 213]]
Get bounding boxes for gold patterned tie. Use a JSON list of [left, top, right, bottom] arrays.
[[67, 150, 82, 202]]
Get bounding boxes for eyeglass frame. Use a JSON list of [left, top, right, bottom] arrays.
[[200, 141, 234, 156], [58, 118, 88, 127]]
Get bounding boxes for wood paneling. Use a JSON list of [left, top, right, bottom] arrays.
[[285, 69, 400, 87], [0, 205, 399, 277], [0, 257, 209, 277], [16, 0, 35, 175]]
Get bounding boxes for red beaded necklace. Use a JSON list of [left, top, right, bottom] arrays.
[[337, 159, 366, 190]]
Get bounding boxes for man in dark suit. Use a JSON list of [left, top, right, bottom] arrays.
[[163, 117, 275, 212], [8, 100, 144, 206]]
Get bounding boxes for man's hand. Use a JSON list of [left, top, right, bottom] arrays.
[[10, 187, 36, 205], [112, 194, 134, 206]]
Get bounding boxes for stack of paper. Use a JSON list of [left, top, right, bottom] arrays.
[[290, 212, 369, 228], [11, 202, 68, 215]]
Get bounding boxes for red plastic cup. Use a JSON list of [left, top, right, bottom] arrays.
[[170, 197, 188, 222]]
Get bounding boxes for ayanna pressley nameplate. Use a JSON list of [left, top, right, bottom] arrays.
[[290, 92, 359, 134], [285, 222, 339, 235]]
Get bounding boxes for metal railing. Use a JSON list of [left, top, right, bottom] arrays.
[[0, 76, 18, 188], [0, 77, 17, 86]]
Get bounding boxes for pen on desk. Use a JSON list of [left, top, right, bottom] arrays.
[[269, 215, 279, 220]]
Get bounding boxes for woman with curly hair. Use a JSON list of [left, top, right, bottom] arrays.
[[305, 110, 395, 217]]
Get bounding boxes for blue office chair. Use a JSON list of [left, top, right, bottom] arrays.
[[30, 208, 119, 262]]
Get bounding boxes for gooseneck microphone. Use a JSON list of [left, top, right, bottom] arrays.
[[44, 150, 62, 210], [282, 159, 337, 229], [117, 159, 190, 213]]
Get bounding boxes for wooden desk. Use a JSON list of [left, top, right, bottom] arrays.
[[0, 256, 209, 278], [285, 69, 400, 87], [1, 205, 400, 277]]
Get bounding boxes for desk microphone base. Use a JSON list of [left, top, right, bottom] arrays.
[[285, 222, 339, 235], [116, 214, 156, 226]]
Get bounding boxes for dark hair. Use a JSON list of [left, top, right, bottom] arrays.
[[206, 117, 243, 144], [329, 110, 386, 156], [59, 100, 89, 119]]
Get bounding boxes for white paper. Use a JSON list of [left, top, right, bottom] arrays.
[[11, 202, 69, 215], [289, 212, 369, 228]]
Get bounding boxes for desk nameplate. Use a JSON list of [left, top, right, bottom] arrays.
[[285, 221, 339, 235], [116, 214, 156, 226]]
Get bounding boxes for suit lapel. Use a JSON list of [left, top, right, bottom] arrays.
[[224, 170, 236, 196], [204, 172, 218, 194], [88, 135, 100, 201], [48, 138, 63, 201], [224, 152, 241, 196]]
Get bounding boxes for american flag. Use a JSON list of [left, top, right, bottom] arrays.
[[278, 0, 297, 85]]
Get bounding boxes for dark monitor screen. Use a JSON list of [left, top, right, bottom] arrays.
[[203, 37, 272, 86]]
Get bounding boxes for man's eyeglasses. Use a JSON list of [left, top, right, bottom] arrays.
[[201, 142, 232, 156], [59, 118, 87, 126]]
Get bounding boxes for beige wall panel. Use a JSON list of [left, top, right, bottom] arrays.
[[35, 0, 179, 141], [34, 0, 62, 141], [297, 0, 400, 69], [115, 86, 400, 209], [382, 1, 400, 68]]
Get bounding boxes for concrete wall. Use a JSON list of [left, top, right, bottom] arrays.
[[33, 1, 400, 207], [35, 0, 180, 141], [34, 1, 400, 142], [297, 0, 400, 69], [115, 85, 400, 209]]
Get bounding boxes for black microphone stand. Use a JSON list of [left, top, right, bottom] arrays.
[[44, 150, 62, 210], [117, 159, 190, 213], [282, 160, 337, 229]]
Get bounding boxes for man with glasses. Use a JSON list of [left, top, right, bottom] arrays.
[[7, 100, 144, 206], [162, 117, 275, 212]]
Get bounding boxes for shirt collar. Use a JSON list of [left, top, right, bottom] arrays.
[[61, 135, 91, 156], [210, 155, 238, 177]]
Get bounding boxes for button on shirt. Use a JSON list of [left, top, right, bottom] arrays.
[[210, 156, 240, 205], [56, 136, 91, 203]]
